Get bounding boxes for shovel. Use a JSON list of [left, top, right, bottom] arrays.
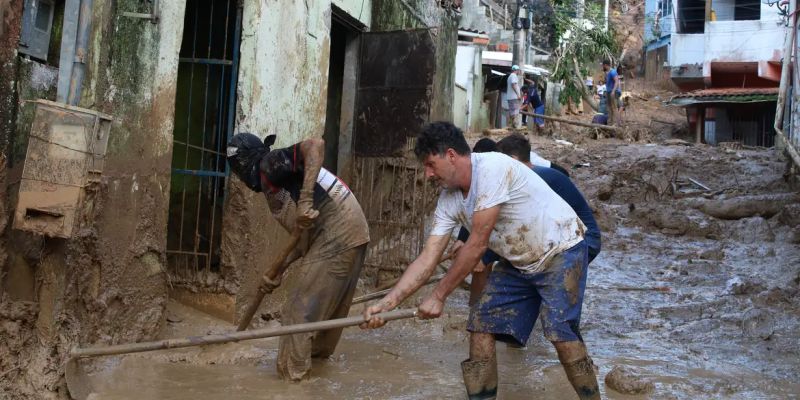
[[237, 231, 303, 331], [65, 308, 418, 399]]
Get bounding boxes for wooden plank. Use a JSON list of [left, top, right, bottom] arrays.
[[520, 111, 620, 131]]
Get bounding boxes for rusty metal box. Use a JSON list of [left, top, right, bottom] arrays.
[[13, 100, 112, 238]]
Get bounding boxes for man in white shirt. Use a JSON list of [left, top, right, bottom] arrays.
[[362, 122, 600, 399], [506, 65, 523, 129]]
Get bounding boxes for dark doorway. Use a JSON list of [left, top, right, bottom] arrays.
[[322, 20, 349, 173]]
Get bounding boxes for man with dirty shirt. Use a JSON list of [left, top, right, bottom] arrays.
[[227, 133, 369, 381], [361, 122, 600, 399]]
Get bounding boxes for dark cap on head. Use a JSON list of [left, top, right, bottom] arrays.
[[227, 132, 274, 192]]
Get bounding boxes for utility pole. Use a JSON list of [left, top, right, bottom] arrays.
[[512, 0, 525, 67]]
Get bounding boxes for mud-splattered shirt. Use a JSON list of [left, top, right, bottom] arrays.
[[259, 144, 369, 261], [430, 152, 585, 274]]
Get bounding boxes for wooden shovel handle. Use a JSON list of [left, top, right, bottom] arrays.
[[72, 309, 418, 359], [237, 232, 302, 331]]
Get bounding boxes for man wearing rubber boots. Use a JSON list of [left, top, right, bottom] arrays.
[[227, 133, 369, 381], [361, 122, 601, 399]]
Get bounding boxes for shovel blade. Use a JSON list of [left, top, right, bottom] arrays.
[[65, 357, 94, 400]]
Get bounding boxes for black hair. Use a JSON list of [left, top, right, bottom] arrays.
[[497, 133, 531, 162], [602, 59, 611, 66], [414, 121, 470, 160], [473, 138, 497, 153]]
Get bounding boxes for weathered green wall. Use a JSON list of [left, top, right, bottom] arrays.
[[1, 0, 186, 396], [332, 0, 372, 27]]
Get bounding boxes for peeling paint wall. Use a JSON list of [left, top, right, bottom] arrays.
[[1, 0, 186, 396], [237, 0, 331, 146]]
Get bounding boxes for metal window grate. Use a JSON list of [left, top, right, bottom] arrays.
[[166, 0, 241, 287]]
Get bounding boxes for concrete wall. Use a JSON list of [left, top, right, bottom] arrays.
[[1, 0, 186, 396], [703, 20, 784, 66], [455, 45, 474, 131], [454, 85, 468, 130], [671, 33, 704, 66], [0, 0, 28, 396], [237, 1, 330, 144], [455, 43, 490, 133], [712, 0, 736, 21]]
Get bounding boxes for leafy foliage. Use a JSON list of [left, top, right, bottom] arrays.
[[550, 2, 619, 106]]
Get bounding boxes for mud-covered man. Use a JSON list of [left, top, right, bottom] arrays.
[[361, 122, 601, 399], [227, 133, 369, 381]]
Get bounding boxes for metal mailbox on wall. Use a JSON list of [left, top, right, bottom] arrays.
[[13, 100, 112, 238]]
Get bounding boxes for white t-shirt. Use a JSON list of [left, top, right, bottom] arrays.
[[529, 151, 551, 168], [506, 73, 520, 100], [430, 152, 585, 274]]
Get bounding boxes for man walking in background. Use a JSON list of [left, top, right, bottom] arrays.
[[506, 65, 523, 128]]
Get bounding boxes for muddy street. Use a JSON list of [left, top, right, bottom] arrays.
[[73, 135, 800, 400]]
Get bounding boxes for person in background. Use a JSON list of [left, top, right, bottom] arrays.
[[506, 65, 523, 129], [602, 60, 621, 126], [523, 79, 546, 133]]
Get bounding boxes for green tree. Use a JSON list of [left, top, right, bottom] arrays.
[[551, 2, 619, 110]]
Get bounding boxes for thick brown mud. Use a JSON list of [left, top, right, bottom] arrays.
[[67, 135, 800, 399]]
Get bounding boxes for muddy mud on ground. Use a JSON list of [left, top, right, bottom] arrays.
[[75, 136, 799, 399]]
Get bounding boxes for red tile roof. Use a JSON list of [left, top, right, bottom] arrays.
[[668, 87, 779, 106], [672, 87, 779, 99]]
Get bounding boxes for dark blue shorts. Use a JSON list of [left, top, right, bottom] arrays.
[[467, 241, 589, 346]]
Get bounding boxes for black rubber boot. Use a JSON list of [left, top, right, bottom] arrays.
[[563, 356, 601, 399], [461, 357, 498, 400]]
